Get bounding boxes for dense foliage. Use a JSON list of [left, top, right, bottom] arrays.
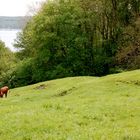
[[0, 40, 17, 87], [116, 17, 140, 69], [1, 0, 140, 88]]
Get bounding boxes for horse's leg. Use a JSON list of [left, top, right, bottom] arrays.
[[0, 93, 2, 98], [5, 92, 7, 98], [0, 93, 3, 98]]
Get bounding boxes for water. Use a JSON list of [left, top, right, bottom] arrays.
[[0, 29, 21, 52]]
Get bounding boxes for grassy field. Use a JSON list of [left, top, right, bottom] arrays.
[[0, 70, 140, 140]]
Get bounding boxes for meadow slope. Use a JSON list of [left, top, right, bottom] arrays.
[[0, 70, 140, 140]]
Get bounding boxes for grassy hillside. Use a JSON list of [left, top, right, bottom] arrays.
[[0, 70, 140, 140]]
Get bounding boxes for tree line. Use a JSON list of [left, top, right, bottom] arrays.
[[0, 0, 140, 88]]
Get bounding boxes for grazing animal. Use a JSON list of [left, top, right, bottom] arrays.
[[0, 86, 9, 98]]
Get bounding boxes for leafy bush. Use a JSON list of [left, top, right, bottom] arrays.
[[0, 59, 33, 88]]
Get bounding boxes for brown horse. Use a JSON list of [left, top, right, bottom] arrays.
[[0, 86, 9, 98]]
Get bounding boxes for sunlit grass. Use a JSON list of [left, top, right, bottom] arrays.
[[0, 70, 140, 140]]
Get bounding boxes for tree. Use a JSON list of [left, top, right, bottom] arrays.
[[0, 40, 16, 75], [0, 40, 18, 87]]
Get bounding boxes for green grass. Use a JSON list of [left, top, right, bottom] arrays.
[[0, 70, 140, 140]]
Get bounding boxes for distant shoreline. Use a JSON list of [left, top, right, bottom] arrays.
[[0, 28, 22, 32], [0, 16, 31, 29]]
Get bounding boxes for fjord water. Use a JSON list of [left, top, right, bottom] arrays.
[[0, 29, 21, 52]]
